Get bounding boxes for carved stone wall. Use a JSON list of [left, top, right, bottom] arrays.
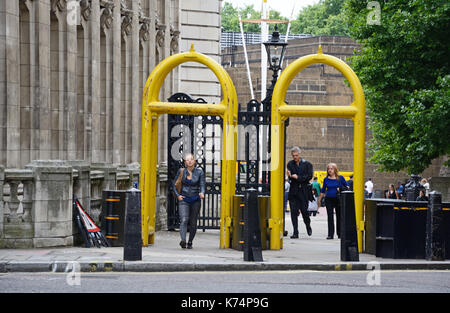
[[0, 0, 182, 169], [0, 0, 198, 247]]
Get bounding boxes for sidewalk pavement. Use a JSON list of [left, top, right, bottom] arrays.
[[1, 207, 449, 272]]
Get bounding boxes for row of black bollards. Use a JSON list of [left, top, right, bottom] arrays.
[[101, 187, 446, 263]]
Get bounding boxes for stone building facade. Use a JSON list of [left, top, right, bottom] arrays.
[[222, 35, 445, 195], [0, 0, 222, 248]]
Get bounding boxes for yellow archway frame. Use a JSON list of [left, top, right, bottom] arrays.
[[270, 46, 366, 252], [140, 45, 238, 248]]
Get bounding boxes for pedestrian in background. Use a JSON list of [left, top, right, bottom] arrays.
[[308, 188, 319, 216], [396, 181, 404, 199], [421, 178, 430, 197], [416, 189, 428, 202], [284, 175, 290, 212], [172, 153, 205, 249], [347, 175, 354, 191], [386, 184, 399, 199], [365, 178, 374, 198], [286, 146, 313, 239], [311, 176, 321, 197], [318, 163, 349, 240]]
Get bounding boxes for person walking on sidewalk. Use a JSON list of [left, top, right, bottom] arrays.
[[318, 163, 349, 240], [286, 146, 313, 238], [365, 178, 374, 198], [172, 153, 205, 249]]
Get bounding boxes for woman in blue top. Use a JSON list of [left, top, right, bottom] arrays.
[[318, 163, 349, 239]]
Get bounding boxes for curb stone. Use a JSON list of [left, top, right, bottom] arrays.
[[1, 261, 450, 273]]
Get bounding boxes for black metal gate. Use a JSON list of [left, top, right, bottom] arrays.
[[167, 93, 277, 231], [167, 93, 222, 231]]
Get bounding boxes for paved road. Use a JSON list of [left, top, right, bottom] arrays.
[[1, 270, 449, 293]]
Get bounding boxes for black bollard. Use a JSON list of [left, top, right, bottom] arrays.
[[426, 191, 445, 261], [101, 190, 126, 246], [243, 188, 263, 262], [123, 189, 142, 261], [340, 191, 359, 261]]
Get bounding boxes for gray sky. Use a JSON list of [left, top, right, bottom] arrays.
[[223, 0, 321, 19]]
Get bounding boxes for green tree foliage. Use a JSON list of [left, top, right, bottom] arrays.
[[290, 0, 349, 36], [221, 2, 240, 32], [345, 0, 450, 174]]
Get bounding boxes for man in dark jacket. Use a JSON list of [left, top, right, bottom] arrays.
[[286, 146, 313, 238]]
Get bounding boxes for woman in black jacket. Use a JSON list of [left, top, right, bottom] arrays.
[[172, 153, 205, 249]]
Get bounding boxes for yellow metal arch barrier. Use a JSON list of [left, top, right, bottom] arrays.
[[140, 45, 238, 248], [270, 46, 366, 251]]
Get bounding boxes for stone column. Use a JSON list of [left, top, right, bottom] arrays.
[[0, 3, 6, 166], [66, 1, 78, 161], [111, 0, 121, 164], [37, 0, 52, 161], [100, 1, 114, 163], [0, 165, 4, 238], [26, 160, 74, 247], [90, 0, 102, 162], [130, 1, 140, 163], [3, 1, 20, 168]]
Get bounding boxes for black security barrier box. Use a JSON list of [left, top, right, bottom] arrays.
[[101, 190, 127, 246], [365, 197, 449, 259], [444, 202, 450, 260], [365, 199, 426, 258], [231, 194, 270, 251]]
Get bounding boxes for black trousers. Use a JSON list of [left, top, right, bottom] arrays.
[[325, 197, 340, 238], [289, 196, 311, 235]]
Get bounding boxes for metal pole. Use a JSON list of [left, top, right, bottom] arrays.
[[238, 13, 255, 100], [261, 0, 268, 103]]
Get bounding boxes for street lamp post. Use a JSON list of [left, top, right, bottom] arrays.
[[261, 26, 289, 237], [262, 26, 288, 111]]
